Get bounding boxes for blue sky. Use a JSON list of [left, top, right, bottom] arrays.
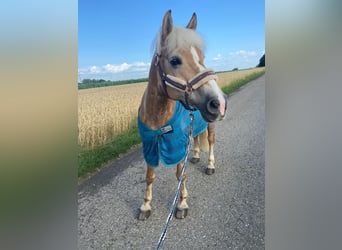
[[78, 0, 264, 81]]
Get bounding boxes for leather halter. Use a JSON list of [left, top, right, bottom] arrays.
[[154, 53, 218, 110]]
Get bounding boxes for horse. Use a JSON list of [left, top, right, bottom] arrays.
[[138, 10, 228, 220]]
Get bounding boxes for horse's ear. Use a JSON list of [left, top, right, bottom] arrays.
[[162, 9, 173, 42], [186, 13, 197, 30]]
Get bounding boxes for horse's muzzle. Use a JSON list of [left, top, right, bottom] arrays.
[[208, 93, 228, 117], [200, 94, 227, 122]]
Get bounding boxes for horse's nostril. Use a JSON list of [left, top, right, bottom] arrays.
[[209, 99, 220, 109], [207, 98, 220, 114]]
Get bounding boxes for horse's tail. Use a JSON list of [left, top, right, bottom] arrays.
[[198, 129, 209, 152]]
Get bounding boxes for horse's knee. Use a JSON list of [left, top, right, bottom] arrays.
[[146, 175, 155, 185], [146, 166, 155, 185], [207, 123, 215, 144], [176, 163, 187, 181], [176, 172, 187, 182]]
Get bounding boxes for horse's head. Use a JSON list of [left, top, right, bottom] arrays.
[[155, 10, 228, 122]]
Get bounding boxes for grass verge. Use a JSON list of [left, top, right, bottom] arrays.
[[222, 70, 265, 95], [78, 122, 141, 178], [78, 69, 265, 178]]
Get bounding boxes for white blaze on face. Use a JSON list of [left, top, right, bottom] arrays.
[[190, 46, 226, 116], [190, 46, 205, 71]]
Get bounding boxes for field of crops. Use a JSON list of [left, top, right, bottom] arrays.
[[78, 67, 264, 149]]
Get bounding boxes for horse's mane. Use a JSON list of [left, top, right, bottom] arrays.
[[153, 26, 205, 55]]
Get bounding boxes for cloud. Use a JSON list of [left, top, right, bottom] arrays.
[[89, 66, 101, 74], [78, 61, 151, 80], [103, 63, 130, 73], [207, 50, 264, 72], [213, 53, 222, 61], [79, 62, 150, 75], [229, 50, 258, 57]]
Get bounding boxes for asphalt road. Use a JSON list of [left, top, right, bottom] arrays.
[[78, 75, 265, 249]]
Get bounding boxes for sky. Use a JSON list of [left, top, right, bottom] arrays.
[[78, 0, 264, 81]]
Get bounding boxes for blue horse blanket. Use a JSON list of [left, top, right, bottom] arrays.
[[138, 101, 208, 167]]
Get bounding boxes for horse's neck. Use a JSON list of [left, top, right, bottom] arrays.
[[139, 59, 176, 130]]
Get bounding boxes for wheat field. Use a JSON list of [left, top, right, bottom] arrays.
[[78, 67, 264, 149]]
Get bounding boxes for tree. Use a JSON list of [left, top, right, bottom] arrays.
[[256, 54, 265, 67]]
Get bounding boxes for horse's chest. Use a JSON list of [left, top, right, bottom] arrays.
[[138, 102, 207, 167]]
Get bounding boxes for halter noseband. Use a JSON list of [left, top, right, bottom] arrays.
[[154, 53, 218, 111]]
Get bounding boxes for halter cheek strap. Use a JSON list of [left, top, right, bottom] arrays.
[[155, 53, 218, 111]]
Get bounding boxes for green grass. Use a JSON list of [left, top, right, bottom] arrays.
[[78, 122, 141, 178], [222, 70, 265, 95], [78, 69, 265, 178]]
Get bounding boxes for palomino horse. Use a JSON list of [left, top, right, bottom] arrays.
[[138, 10, 228, 220]]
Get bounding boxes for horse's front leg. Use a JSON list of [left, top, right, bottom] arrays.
[[138, 165, 155, 220], [190, 136, 200, 164], [175, 162, 189, 219], [206, 123, 216, 175]]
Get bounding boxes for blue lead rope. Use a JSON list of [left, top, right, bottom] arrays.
[[155, 112, 194, 250]]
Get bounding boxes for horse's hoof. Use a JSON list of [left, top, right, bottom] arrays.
[[138, 209, 151, 220], [175, 208, 188, 219], [205, 168, 215, 175], [190, 157, 200, 164]]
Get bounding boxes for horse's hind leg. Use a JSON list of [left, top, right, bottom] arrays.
[[206, 123, 216, 175], [138, 165, 155, 220], [190, 136, 200, 163], [175, 162, 189, 219]]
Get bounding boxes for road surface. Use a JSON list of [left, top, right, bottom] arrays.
[[78, 75, 265, 249]]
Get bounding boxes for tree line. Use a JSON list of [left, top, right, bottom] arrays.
[[78, 78, 148, 89]]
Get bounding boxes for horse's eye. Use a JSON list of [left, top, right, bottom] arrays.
[[169, 57, 182, 67]]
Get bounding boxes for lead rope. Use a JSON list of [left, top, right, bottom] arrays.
[[155, 111, 195, 250]]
